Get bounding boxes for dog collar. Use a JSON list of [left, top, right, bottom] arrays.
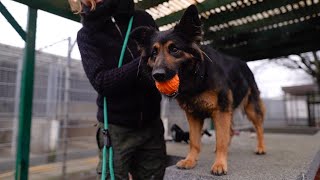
[[167, 91, 179, 98]]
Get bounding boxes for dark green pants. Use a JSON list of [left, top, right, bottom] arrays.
[[96, 122, 166, 180]]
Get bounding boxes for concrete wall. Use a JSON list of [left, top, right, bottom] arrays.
[[161, 97, 290, 138]]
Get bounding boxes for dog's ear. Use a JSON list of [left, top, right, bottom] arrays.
[[174, 5, 202, 42], [131, 26, 156, 48]]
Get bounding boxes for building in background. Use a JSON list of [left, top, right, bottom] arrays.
[[0, 43, 97, 173]]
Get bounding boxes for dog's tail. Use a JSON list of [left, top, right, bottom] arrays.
[[243, 64, 265, 118]]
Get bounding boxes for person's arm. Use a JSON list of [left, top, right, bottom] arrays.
[[77, 29, 139, 98]]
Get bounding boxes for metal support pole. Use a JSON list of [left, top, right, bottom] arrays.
[[307, 93, 316, 127], [62, 37, 77, 179], [15, 7, 37, 180], [283, 93, 288, 125], [0, 1, 26, 41]]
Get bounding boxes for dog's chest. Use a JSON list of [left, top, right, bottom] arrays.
[[177, 91, 218, 119]]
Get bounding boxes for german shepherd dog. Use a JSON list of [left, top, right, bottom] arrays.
[[131, 5, 266, 175]]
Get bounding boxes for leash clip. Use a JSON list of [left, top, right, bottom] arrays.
[[167, 91, 179, 98], [102, 129, 112, 148]]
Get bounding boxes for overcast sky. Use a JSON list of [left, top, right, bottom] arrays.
[[0, 0, 82, 59], [0, 0, 313, 98]]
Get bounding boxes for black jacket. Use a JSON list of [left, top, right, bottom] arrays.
[[77, 4, 161, 128]]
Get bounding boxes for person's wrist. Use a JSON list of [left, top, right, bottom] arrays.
[[81, 0, 102, 6]]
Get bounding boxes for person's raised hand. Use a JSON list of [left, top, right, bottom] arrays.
[[80, 0, 102, 6]]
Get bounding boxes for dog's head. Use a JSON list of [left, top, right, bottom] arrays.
[[131, 5, 203, 84]]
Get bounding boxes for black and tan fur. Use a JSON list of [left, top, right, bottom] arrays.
[[131, 5, 266, 176]]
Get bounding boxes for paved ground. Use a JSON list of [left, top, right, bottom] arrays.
[[0, 141, 97, 172], [1, 131, 319, 180], [0, 157, 97, 180], [165, 131, 320, 180]]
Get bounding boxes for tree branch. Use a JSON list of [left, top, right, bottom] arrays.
[[299, 55, 317, 76]]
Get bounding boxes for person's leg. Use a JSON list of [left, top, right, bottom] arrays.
[[130, 120, 167, 180], [96, 123, 137, 180]]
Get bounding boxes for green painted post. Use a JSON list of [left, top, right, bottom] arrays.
[[15, 7, 37, 180], [0, 1, 26, 41]]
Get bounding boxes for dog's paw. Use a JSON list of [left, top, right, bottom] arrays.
[[211, 162, 227, 176], [176, 159, 196, 169], [255, 147, 266, 155]]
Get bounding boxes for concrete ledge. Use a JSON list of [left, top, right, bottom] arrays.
[[164, 132, 320, 180], [299, 149, 320, 180], [241, 127, 319, 135]]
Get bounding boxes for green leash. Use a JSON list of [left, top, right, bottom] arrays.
[[101, 16, 134, 180]]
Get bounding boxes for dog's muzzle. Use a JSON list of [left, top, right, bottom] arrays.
[[152, 69, 166, 82]]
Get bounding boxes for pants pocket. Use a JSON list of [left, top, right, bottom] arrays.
[[96, 124, 104, 150], [96, 125, 103, 176]]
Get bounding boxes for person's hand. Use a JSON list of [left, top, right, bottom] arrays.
[[80, 0, 102, 7], [69, 0, 103, 13]]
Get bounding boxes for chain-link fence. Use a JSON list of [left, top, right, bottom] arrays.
[[284, 91, 320, 127], [0, 43, 98, 179], [0, 45, 20, 175]]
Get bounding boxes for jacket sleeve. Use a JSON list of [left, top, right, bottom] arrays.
[[77, 29, 139, 98]]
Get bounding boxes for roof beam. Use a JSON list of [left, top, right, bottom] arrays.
[[155, 0, 236, 26], [227, 30, 320, 54], [11, 0, 80, 22], [0, 1, 26, 41], [206, 4, 320, 39], [211, 18, 320, 48], [203, 0, 301, 30], [221, 30, 320, 61], [234, 29, 319, 48], [241, 41, 320, 61]]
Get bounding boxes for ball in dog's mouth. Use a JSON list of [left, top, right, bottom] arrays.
[[155, 74, 179, 96]]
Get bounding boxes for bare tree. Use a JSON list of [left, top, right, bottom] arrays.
[[274, 51, 320, 87]]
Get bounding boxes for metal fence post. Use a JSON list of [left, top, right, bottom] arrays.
[[62, 37, 77, 179], [12, 58, 22, 156], [46, 64, 59, 119], [15, 7, 37, 180], [56, 59, 63, 120]]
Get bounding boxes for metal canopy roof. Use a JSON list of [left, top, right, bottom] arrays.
[[12, 0, 320, 61], [11, 0, 79, 21], [144, 0, 320, 61]]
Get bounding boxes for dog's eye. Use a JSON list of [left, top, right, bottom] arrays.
[[168, 44, 179, 54], [151, 48, 158, 57]]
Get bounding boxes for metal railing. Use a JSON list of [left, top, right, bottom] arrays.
[[0, 43, 98, 179]]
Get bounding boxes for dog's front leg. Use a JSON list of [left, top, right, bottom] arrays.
[[176, 112, 204, 169], [211, 110, 232, 175]]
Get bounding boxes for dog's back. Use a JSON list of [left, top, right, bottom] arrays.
[[201, 46, 262, 115]]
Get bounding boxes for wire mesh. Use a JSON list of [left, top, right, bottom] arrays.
[[0, 44, 98, 179]]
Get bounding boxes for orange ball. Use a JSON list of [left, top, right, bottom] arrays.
[[155, 74, 180, 96]]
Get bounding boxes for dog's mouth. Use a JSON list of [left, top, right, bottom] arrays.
[[152, 68, 176, 82], [154, 73, 180, 98]]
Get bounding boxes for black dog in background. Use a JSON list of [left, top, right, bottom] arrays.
[[132, 5, 266, 176], [171, 124, 212, 144]]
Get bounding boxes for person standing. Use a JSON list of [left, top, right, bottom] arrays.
[[68, 0, 166, 179]]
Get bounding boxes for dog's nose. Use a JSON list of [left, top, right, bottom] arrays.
[[152, 69, 166, 82]]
